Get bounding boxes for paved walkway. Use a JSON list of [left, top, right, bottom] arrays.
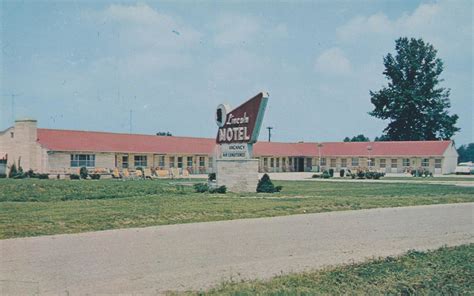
[[1, 203, 473, 294]]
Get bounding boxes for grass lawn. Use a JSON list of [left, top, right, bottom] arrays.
[[183, 244, 474, 295], [383, 176, 474, 182], [1, 179, 473, 239]]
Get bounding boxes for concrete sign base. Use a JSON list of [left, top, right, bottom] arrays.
[[216, 159, 259, 193]]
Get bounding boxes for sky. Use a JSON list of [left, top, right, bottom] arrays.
[[0, 0, 472, 145]]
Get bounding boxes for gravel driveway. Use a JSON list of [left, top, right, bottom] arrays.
[[1, 203, 473, 294]]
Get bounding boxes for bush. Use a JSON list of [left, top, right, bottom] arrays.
[[208, 173, 216, 181], [8, 163, 17, 178], [79, 167, 88, 179], [321, 171, 331, 179], [90, 174, 101, 180], [209, 185, 227, 194], [0, 173, 6, 178], [70, 174, 80, 180], [328, 168, 334, 177], [26, 169, 36, 178], [193, 183, 209, 193], [339, 169, 345, 178], [38, 173, 49, 179], [312, 174, 319, 178], [257, 173, 282, 193], [12, 166, 26, 179]]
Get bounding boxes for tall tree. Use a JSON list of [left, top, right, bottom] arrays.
[[457, 143, 474, 163], [343, 134, 370, 142], [369, 37, 459, 141]]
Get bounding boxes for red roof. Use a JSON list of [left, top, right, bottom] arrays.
[[319, 141, 452, 157], [37, 129, 452, 157], [37, 129, 215, 155]]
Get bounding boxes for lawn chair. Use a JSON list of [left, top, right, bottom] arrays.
[[156, 169, 168, 178], [112, 168, 121, 179], [143, 168, 153, 179], [135, 169, 144, 179], [183, 169, 190, 177], [123, 169, 131, 179]]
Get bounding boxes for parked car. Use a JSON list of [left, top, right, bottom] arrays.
[[455, 162, 474, 175]]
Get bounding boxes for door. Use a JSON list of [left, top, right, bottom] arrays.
[[298, 158, 305, 172]]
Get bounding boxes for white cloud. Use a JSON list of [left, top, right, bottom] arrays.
[[335, 0, 471, 56], [314, 47, 352, 75], [101, 3, 201, 51]]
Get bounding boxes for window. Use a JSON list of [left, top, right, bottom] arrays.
[[422, 158, 429, 167], [435, 159, 442, 169], [306, 158, 312, 168], [71, 154, 95, 167], [341, 158, 347, 168], [289, 158, 293, 166], [276, 158, 280, 168], [391, 159, 398, 168], [208, 157, 213, 168], [282, 158, 286, 166], [199, 156, 205, 167], [351, 158, 359, 167], [159, 156, 165, 168], [403, 158, 410, 167], [270, 158, 274, 168], [122, 155, 128, 168], [177, 157, 183, 168], [169, 157, 175, 168], [187, 157, 193, 168], [134, 155, 147, 167], [264, 158, 268, 167], [320, 158, 326, 166], [380, 159, 386, 168], [330, 158, 336, 168], [368, 158, 375, 167]]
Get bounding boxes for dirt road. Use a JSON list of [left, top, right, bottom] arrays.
[[1, 203, 473, 294]]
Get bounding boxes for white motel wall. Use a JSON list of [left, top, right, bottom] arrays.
[[0, 119, 458, 177]]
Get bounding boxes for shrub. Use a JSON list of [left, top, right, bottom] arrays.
[[312, 174, 319, 178], [357, 170, 365, 179], [275, 185, 283, 192], [70, 174, 80, 180], [328, 168, 334, 177], [193, 183, 209, 193], [12, 166, 26, 179], [90, 174, 101, 180], [339, 169, 345, 178], [38, 173, 49, 179], [321, 171, 331, 179], [26, 169, 37, 178], [79, 167, 88, 179], [8, 163, 17, 178], [0, 173, 6, 178], [257, 173, 282, 193], [208, 173, 216, 181], [210, 185, 227, 194]]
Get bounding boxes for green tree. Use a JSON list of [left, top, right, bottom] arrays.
[[343, 134, 370, 142], [369, 37, 459, 141], [457, 143, 474, 163]]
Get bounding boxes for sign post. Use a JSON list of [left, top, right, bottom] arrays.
[[215, 92, 269, 192]]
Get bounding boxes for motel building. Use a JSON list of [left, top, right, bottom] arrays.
[[0, 119, 458, 177]]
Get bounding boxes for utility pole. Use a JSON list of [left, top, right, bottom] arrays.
[[267, 126, 273, 142]]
